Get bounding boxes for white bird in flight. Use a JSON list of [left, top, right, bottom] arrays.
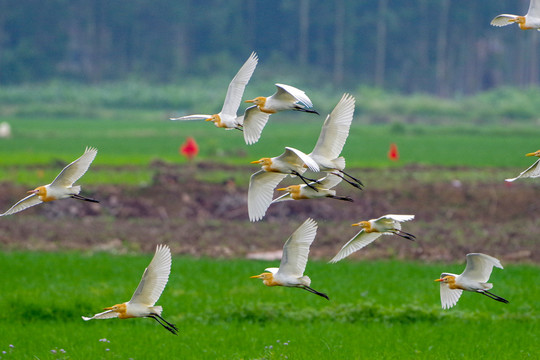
[[82, 244, 177, 335], [242, 84, 318, 145], [250, 218, 329, 300], [491, 0, 540, 30], [272, 173, 352, 203], [0, 147, 99, 216], [505, 150, 540, 182], [170, 52, 258, 131], [248, 147, 320, 222], [435, 253, 509, 309], [308, 93, 363, 189], [329, 214, 416, 263]]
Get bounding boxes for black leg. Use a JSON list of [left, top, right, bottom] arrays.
[[338, 169, 364, 187], [294, 107, 319, 115], [71, 194, 100, 203], [291, 171, 319, 192], [329, 195, 353, 202], [391, 230, 416, 241], [300, 285, 330, 300], [481, 290, 509, 304], [332, 171, 363, 190], [147, 314, 178, 335]]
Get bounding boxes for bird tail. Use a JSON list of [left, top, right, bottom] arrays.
[[70, 185, 81, 194], [333, 156, 346, 171], [299, 275, 311, 286], [151, 306, 163, 316], [482, 282, 493, 291]]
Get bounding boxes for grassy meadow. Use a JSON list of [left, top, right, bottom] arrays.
[[0, 83, 539, 359], [0, 252, 537, 359]]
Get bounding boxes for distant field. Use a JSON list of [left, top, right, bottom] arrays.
[[0, 116, 539, 186], [0, 252, 537, 359]]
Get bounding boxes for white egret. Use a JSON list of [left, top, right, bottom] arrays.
[[308, 93, 363, 189], [329, 214, 415, 263], [248, 147, 319, 222], [505, 150, 540, 182], [272, 173, 352, 203], [435, 253, 509, 309], [250, 218, 329, 300], [170, 52, 258, 131], [82, 244, 177, 335], [491, 0, 540, 30], [1, 147, 98, 216]]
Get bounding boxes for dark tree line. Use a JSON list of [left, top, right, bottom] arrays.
[[0, 0, 538, 95]]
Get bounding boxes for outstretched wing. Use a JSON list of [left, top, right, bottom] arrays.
[[528, 0, 540, 17], [50, 147, 97, 187], [311, 93, 355, 160], [221, 52, 258, 117], [461, 253, 503, 283], [0, 193, 42, 216], [242, 105, 271, 145], [490, 14, 520, 27], [248, 170, 287, 222], [129, 244, 172, 306], [328, 230, 382, 263], [278, 218, 318, 278], [280, 147, 320, 172], [439, 273, 463, 310], [82, 310, 119, 321], [274, 84, 313, 108], [505, 159, 540, 182], [373, 214, 415, 232], [170, 114, 212, 121]]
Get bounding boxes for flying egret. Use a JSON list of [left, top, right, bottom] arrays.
[[0, 147, 99, 216], [308, 93, 363, 189], [250, 218, 329, 300], [435, 253, 509, 309], [505, 150, 540, 182], [242, 84, 318, 144], [329, 214, 415, 263], [272, 173, 352, 203], [248, 147, 320, 222], [82, 244, 178, 335], [170, 52, 258, 131], [491, 0, 540, 30]]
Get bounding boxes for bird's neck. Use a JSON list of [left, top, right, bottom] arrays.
[[262, 273, 280, 287], [444, 276, 463, 290], [35, 186, 56, 202]]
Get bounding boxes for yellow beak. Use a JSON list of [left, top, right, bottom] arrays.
[[205, 117, 213, 122], [434, 279, 444, 282], [27, 189, 38, 194], [250, 160, 261, 164], [276, 188, 287, 191], [104, 306, 113, 310], [245, 99, 255, 103], [250, 274, 262, 279], [526, 152, 538, 157], [351, 223, 360, 227]]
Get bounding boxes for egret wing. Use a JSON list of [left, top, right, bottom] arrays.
[[50, 147, 97, 187], [317, 173, 343, 190], [0, 193, 42, 216], [170, 114, 212, 121], [281, 147, 320, 172], [277, 218, 318, 278], [373, 214, 415, 233], [129, 244, 172, 306], [439, 273, 463, 309], [461, 253, 503, 283], [527, 0, 540, 17], [271, 192, 292, 203], [490, 14, 520, 27], [243, 105, 271, 145], [248, 170, 287, 221], [311, 93, 355, 160], [328, 230, 382, 263], [221, 52, 258, 117], [505, 158, 540, 181], [274, 84, 313, 107], [82, 309, 119, 321]]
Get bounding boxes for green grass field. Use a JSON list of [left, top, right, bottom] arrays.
[[0, 252, 537, 359], [1, 116, 539, 186]]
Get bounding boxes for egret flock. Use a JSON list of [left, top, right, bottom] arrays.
[[4, 5, 539, 332]]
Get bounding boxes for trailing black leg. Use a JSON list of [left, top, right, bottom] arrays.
[[148, 314, 178, 335], [338, 169, 364, 187], [329, 195, 353, 202], [71, 194, 100, 203], [300, 285, 329, 300], [393, 230, 416, 241], [294, 107, 319, 115], [332, 171, 363, 190], [291, 171, 319, 192], [481, 290, 509, 304]]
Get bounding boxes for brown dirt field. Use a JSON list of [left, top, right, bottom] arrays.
[[0, 163, 538, 263]]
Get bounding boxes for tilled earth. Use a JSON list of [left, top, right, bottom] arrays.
[[0, 163, 538, 263]]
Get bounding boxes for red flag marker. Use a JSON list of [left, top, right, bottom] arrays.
[[180, 137, 199, 161], [388, 143, 399, 161]]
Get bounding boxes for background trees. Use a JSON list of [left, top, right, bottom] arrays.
[[0, 0, 538, 96]]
